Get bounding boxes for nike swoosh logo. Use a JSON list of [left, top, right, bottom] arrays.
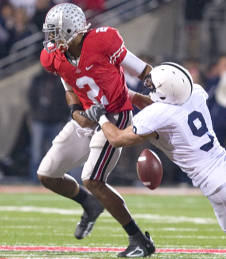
[[86, 65, 93, 71]]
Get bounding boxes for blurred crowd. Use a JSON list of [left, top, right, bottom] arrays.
[[0, 0, 105, 59]]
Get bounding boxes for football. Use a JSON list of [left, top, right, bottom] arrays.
[[136, 149, 163, 190]]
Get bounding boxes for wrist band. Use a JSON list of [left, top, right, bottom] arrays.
[[69, 104, 83, 119], [99, 115, 109, 127]]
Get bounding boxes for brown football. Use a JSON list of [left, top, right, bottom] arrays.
[[136, 149, 163, 190]]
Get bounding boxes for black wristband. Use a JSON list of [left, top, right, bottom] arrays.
[[69, 104, 83, 119]]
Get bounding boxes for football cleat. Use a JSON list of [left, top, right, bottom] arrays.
[[118, 231, 155, 257], [75, 194, 104, 239]]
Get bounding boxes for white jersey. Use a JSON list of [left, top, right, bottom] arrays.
[[132, 84, 226, 195]]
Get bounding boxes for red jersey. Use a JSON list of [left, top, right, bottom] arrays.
[[40, 26, 133, 113]]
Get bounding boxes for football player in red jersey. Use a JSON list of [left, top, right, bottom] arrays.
[[39, 3, 155, 257]]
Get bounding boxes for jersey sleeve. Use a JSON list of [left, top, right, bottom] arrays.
[[40, 49, 56, 74], [121, 50, 147, 77], [101, 27, 127, 65], [132, 103, 168, 135]]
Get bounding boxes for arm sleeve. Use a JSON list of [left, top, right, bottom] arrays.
[[121, 50, 147, 77]]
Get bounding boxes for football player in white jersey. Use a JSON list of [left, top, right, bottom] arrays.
[[86, 62, 226, 233]]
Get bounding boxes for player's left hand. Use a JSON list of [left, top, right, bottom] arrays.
[[80, 103, 106, 122]]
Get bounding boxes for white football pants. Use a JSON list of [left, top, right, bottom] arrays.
[[207, 183, 226, 232], [37, 111, 132, 182]]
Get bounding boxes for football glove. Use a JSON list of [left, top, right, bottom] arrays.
[[80, 103, 106, 123]]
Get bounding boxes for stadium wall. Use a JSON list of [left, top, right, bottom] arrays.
[[118, 0, 182, 58], [0, 63, 41, 157]]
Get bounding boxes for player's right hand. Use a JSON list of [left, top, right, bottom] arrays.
[[80, 104, 106, 123]]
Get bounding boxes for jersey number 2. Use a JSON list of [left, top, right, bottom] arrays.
[[76, 76, 109, 105], [188, 111, 214, 152]]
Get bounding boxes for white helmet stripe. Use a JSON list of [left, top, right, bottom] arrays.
[[59, 10, 63, 28]]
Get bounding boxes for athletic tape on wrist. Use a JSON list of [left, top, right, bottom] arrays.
[[99, 115, 109, 127]]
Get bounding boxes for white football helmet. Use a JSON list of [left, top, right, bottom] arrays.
[[144, 62, 193, 105], [43, 3, 91, 53]]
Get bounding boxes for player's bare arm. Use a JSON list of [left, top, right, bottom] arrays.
[[100, 120, 154, 147], [138, 64, 152, 80], [134, 64, 153, 109], [128, 63, 153, 110], [66, 90, 96, 128], [121, 51, 153, 109], [129, 89, 153, 110]]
